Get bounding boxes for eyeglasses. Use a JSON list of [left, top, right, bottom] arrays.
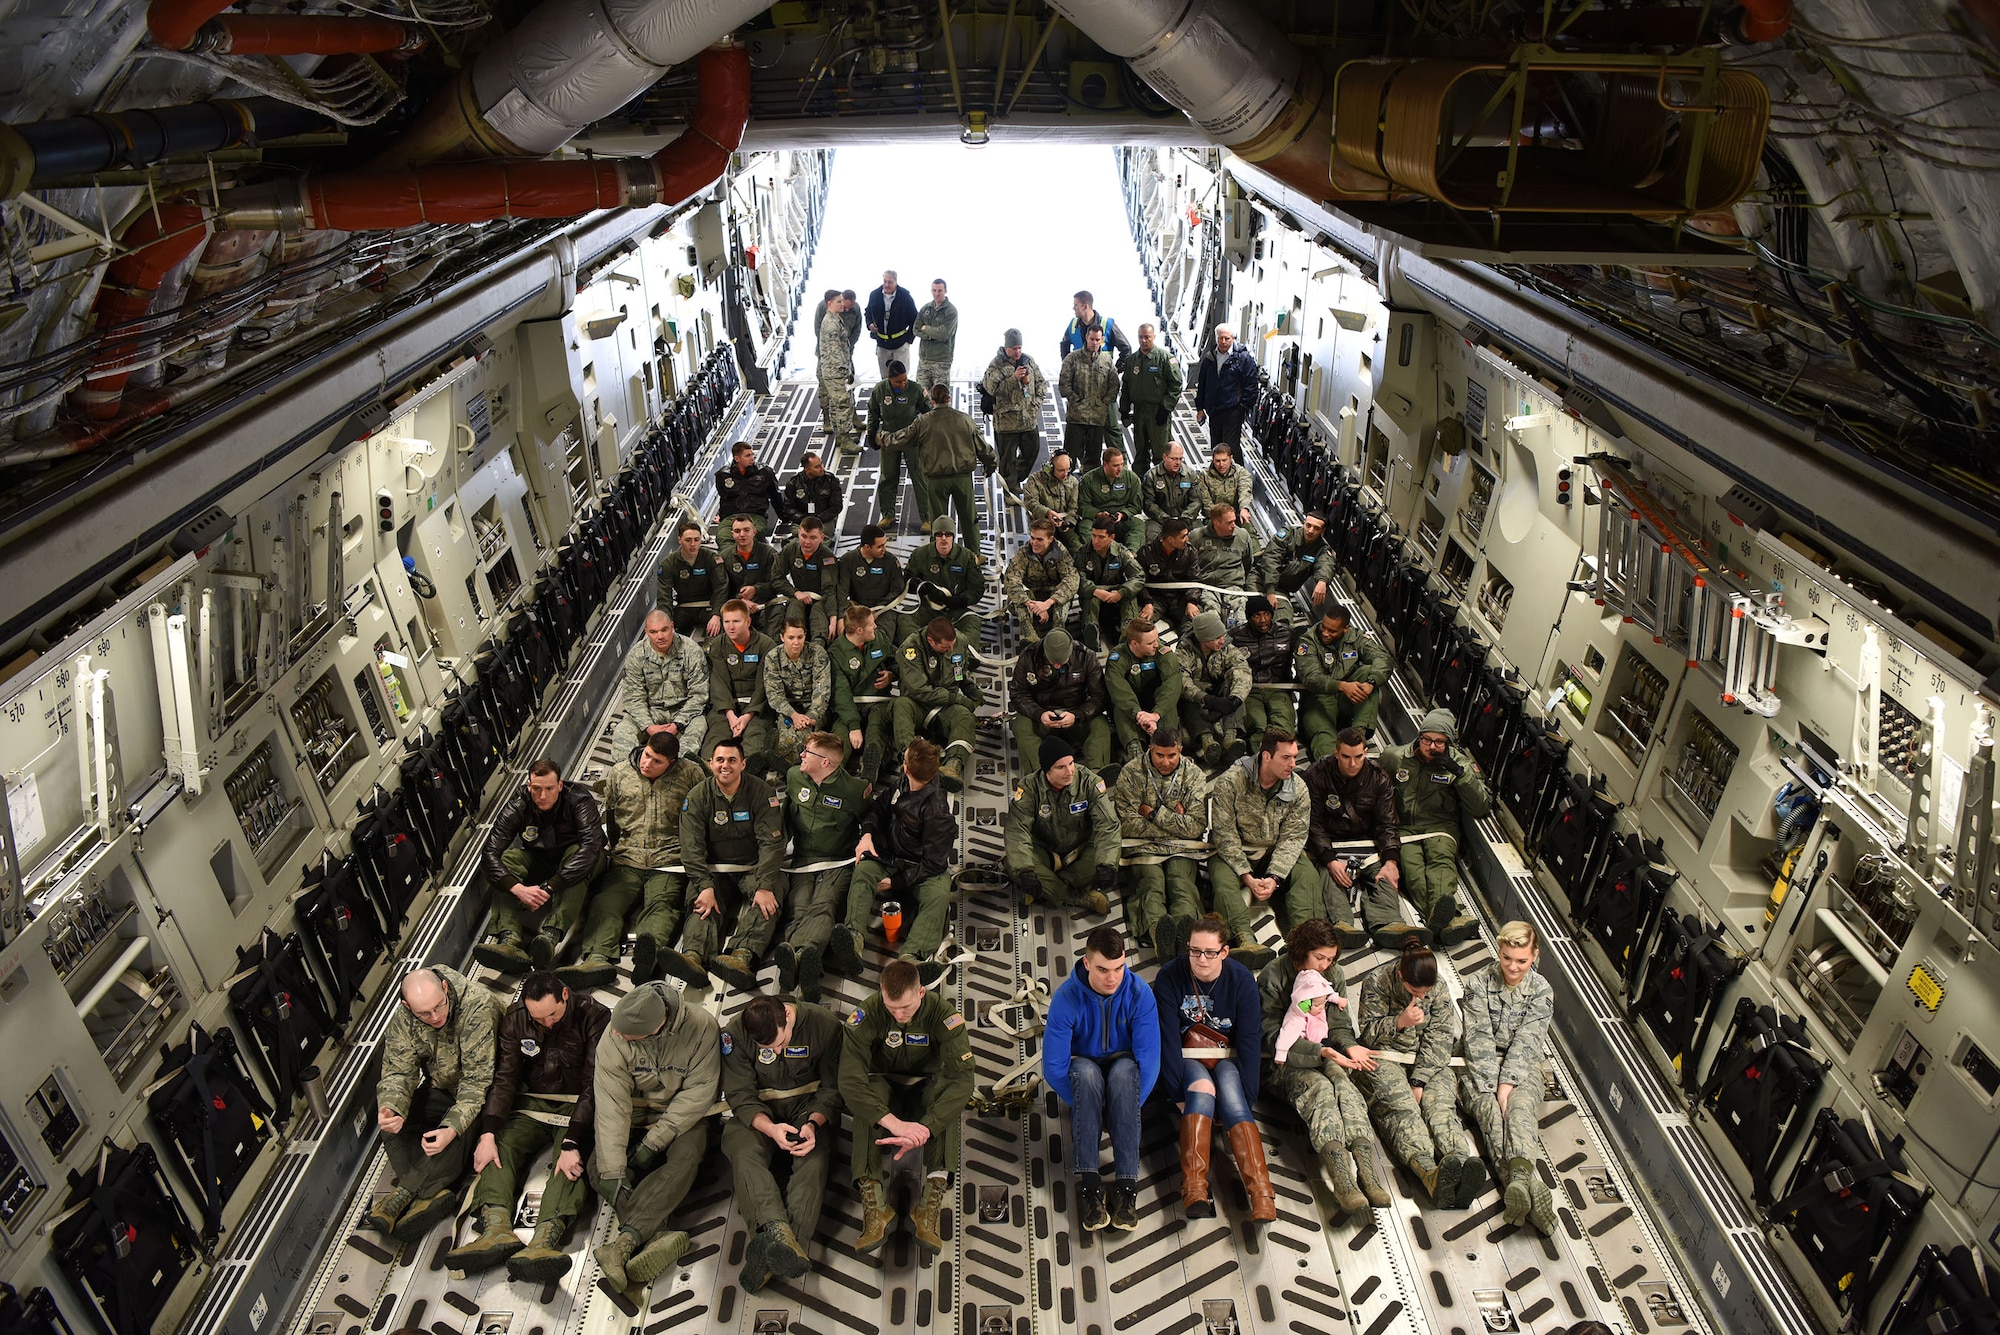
[[408, 998, 450, 1021], [1187, 947, 1226, 960], [803, 751, 841, 765]]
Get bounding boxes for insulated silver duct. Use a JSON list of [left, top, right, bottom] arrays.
[[380, 0, 771, 166]]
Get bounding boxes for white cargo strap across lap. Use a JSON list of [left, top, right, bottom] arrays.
[[790, 857, 857, 873], [1371, 1049, 1467, 1068]]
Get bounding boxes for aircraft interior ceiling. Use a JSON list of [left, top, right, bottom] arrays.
[[0, 3, 1992, 1335]]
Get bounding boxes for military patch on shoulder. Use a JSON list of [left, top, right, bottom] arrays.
[[1095, 778, 1107, 794], [769, 794, 784, 808], [1013, 785, 1026, 801], [1107, 651, 1122, 663], [847, 1007, 866, 1027], [904, 647, 918, 659], [944, 1013, 964, 1029], [720, 1031, 734, 1055]]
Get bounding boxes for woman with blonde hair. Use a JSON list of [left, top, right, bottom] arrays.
[[1459, 920, 1559, 1234]]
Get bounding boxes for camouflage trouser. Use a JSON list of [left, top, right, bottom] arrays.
[[1459, 1064, 1544, 1164], [1243, 688, 1297, 739], [723, 1098, 831, 1237], [1123, 857, 1203, 944], [613, 713, 708, 759], [1355, 1059, 1470, 1166], [916, 358, 951, 394], [1270, 1061, 1371, 1154], [573, 866, 686, 962], [1398, 832, 1461, 923], [781, 866, 852, 954], [1210, 856, 1327, 944], [819, 375, 859, 450]]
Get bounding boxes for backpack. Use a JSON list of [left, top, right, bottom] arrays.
[[1698, 999, 1823, 1203], [226, 929, 335, 1125]]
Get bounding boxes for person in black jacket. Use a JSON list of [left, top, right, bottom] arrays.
[[1302, 727, 1411, 951], [779, 450, 844, 529], [448, 973, 612, 1280], [1134, 518, 1202, 635], [475, 761, 607, 974], [715, 440, 782, 538], [864, 270, 920, 382], [1193, 324, 1259, 454], [830, 739, 956, 982]]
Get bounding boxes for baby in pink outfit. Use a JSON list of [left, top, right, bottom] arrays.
[[1274, 968, 1345, 1063]]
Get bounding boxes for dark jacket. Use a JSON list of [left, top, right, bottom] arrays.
[[481, 992, 613, 1151], [860, 776, 955, 891], [1302, 754, 1400, 868], [1010, 642, 1107, 722], [481, 781, 606, 894], [1230, 621, 1294, 684], [1060, 310, 1132, 363], [1135, 535, 1200, 610], [1151, 954, 1262, 1104], [781, 469, 844, 523], [1194, 345, 1259, 416], [864, 286, 920, 351], [716, 460, 781, 523]]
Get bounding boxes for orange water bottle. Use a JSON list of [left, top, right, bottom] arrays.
[[881, 900, 904, 945]]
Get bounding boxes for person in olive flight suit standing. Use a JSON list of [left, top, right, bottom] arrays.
[[904, 517, 986, 640], [1005, 736, 1121, 916], [885, 382, 1000, 551], [834, 738, 957, 983], [591, 983, 721, 1293], [1295, 604, 1387, 756], [723, 993, 845, 1292], [893, 617, 982, 793], [834, 526, 907, 649], [657, 520, 723, 637], [474, 761, 607, 974], [774, 732, 870, 1004], [369, 966, 501, 1241], [704, 599, 777, 765], [838, 959, 975, 1256], [866, 361, 931, 528], [1119, 323, 1182, 478], [563, 731, 704, 990], [1009, 628, 1111, 773], [668, 736, 786, 990]]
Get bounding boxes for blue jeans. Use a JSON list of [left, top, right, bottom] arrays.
[[1067, 1054, 1142, 1180], [1177, 1055, 1254, 1129]]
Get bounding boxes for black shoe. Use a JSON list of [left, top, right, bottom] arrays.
[[631, 933, 659, 983], [1108, 1184, 1139, 1231], [795, 944, 824, 1003], [775, 943, 799, 992], [1077, 1182, 1109, 1232], [658, 949, 710, 987], [823, 926, 861, 976], [913, 956, 948, 987]]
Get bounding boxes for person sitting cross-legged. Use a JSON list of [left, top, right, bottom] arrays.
[[1044, 926, 1162, 1232], [831, 739, 957, 984]]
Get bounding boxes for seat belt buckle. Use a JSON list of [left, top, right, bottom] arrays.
[[1927, 1310, 1961, 1333], [109, 1220, 133, 1258], [1746, 1030, 1778, 1055], [1822, 1165, 1855, 1195]]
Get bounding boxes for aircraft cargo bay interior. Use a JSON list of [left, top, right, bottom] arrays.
[[0, 5, 1993, 1335]]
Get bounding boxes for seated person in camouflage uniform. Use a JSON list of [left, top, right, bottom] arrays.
[[1303, 727, 1419, 952], [1044, 926, 1162, 1233], [1021, 451, 1080, 549], [833, 525, 907, 649], [368, 966, 501, 1241], [703, 599, 777, 764], [1378, 708, 1488, 947], [1175, 610, 1253, 770], [1255, 920, 1386, 1218], [1141, 441, 1203, 544], [1459, 920, 1559, 1236], [771, 516, 839, 641], [720, 515, 780, 624], [1154, 915, 1274, 1223], [1133, 517, 1202, 635], [447, 973, 611, 1279], [773, 732, 870, 1005], [904, 516, 986, 640], [1232, 596, 1297, 737], [1207, 729, 1323, 971], [1259, 509, 1336, 610], [1104, 616, 1184, 761], [1076, 444, 1145, 551], [614, 610, 709, 757], [562, 731, 703, 991], [838, 958, 975, 1256], [666, 737, 786, 991], [1112, 727, 1209, 959], [760, 617, 832, 770], [723, 994, 845, 1292], [1074, 514, 1143, 652], [473, 761, 606, 974], [1353, 942, 1484, 1209], [1003, 519, 1078, 642], [893, 616, 982, 792], [1295, 604, 1386, 756], [834, 738, 957, 985], [1005, 736, 1120, 916], [1010, 628, 1111, 774], [1189, 503, 1260, 620], [656, 520, 723, 637], [1193, 442, 1251, 530], [591, 984, 721, 1294], [828, 603, 897, 781], [779, 450, 844, 534]]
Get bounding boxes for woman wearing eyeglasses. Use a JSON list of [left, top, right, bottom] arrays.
[[1152, 914, 1271, 1222], [1256, 919, 1388, 1217]]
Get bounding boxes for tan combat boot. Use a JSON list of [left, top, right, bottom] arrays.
[[364, 1186, 412, 1237], [1525, 1165, 1559, 1236], [1320, 1143, 1368, 1216], [593, 1228, 640, 1290], [446, 1205, 522, 1272], [764, 1220, 811, 1280], [1351, 1140, 1390, 1207], [911, 1175, 949, 1253], [506, 1213, 573, 1282], [626, 1229, 690, 1287], [855, 1177, 895, 1253], [1502, 1156, 1535, 1226]]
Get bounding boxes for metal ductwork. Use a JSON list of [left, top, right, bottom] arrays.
[[0, 98, 334, 200], [219, 43, 750, 231], [377, 0, 772, 166], [72, 200, 212, 421], [148, 0, 420, 55]]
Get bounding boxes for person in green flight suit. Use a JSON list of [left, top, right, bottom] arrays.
[[1004, 735, 1121, 916], [669, 736, 786, 991], [1295, 604, 1387, 757], [1103, 616, 1185, 761], [1377, 708, 1489, 947], [1118, 322, 1183, 477], [1075, 444, 1145, 551], [866, 360, 931, 527], [773, 732, 870, 1005], [904, 517, 987, 640], [827, 603, 897, 782], [892, 617, 983, 793]]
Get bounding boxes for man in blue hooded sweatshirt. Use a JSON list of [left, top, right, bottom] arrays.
[[1042, 925, 1162, 1231]]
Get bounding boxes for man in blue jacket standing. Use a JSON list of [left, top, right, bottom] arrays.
[[1042, 926, 1162, 1232], [1193, 324, 1259, 455], [864, 271, 920, 383]]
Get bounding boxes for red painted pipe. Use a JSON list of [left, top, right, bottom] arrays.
[[1738, 0, 1793, 42], [73, 200, 211, 420], [273, 44, 749, 230], [147, 0, 229, 51], [203, 16, 418, 55]]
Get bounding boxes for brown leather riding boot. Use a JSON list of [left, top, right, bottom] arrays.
[[1226, 1121, 1278, 1223], [1179, 1114, 1215, 1218]]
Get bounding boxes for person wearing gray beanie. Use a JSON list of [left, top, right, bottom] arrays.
[[1377, 709, 1488, 948]]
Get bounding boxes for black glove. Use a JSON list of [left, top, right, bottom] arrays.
[[1155, 404, 1172, 427], [1011, 869, 1038, 898], [1094, 864, 1118, 893], [863, 429, 877, 451], [1203, 691, 1234, 718], [629, 1142, 661, 1175], [1438, 751, 1465, 779]]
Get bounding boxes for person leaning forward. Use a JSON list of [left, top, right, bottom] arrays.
[[885, 382, 1000, 552], [1104, 616, 1184, 760], [838, 959, 975, 1255], [774, 732, 870, 1004], [723, 993, 846, 1292], [591, 983, 721, 1293], [1073, 516, 1143, 653], [447, 973, 611, 1279], [563, 731, 703, 991], [835, 738, 957, 984], [368, 966, 501, 1241], [1005, 735, 1120, 916], [474, 761, 606, 975], [1009, 628, 1111, 774], [1378, 707, 1489, 947], [892, 617, 982, 793], [671, 736, 786, 992]]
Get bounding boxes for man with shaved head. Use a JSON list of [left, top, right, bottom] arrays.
[[615, 610, 710, 756], [367, 965, 502, 1241]]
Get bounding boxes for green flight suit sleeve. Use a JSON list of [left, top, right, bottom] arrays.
[[1089, 773, 1121, 866], [838, 1012, 892, 1133], [803, 1008, 847, 1126], [1354, 634, 1389, 687], [681, 784, 716, 892], [1004, 778, 1037, 873], [753, 784, 786, 892], [721, 1021, 764, 1121], [1453, 746, 1493, 821]]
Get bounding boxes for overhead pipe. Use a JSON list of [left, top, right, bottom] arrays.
[[0, 97, 334, 200], [148, 0, 417, 55], [219, 43, 750, 231], [1733, 0, 1794, 43], [71, 200, 212, 420], [375, 0, 771, 166]]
